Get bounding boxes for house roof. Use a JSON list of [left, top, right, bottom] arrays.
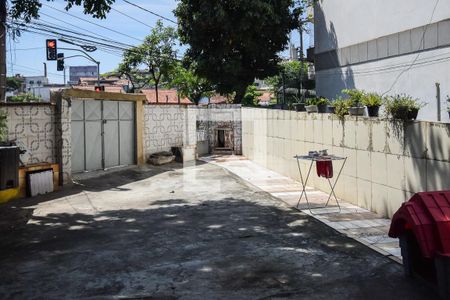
[[258, 92, 273, 103], [210, 95, 228, 104], [141, 89, 192, 105]]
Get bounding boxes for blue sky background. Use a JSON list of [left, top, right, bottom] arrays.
[[7, 0, 307, 84]]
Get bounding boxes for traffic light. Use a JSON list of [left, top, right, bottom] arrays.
[[95, 86, 105, 92], [46, 39, 57, 61], [57, 53, 64, 71]]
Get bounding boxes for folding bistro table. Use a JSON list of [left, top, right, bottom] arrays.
[[294, 154, 347, 213]]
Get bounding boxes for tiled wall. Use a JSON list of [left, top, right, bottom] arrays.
[[1, 104, 56, 165], [242, 108, 450, 218]]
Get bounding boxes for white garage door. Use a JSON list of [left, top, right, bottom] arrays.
[[71, 100, 136, 173]]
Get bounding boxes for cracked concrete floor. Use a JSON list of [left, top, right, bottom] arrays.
[[0, 162, 435, 299]]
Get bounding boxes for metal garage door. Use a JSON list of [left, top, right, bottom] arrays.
[[71, 100, 135, 173]]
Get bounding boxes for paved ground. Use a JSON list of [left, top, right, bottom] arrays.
[[0, 162, 434, 299], [202, 156, 402, 262]]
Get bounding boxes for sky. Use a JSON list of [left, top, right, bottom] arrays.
[[6, 0, 308, 84]]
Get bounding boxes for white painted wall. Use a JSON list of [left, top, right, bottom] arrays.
[[314, 0, 450, 122], [316, 47, 450, 122], [315, 0, 450, 53], [242, 108, 450, 218]]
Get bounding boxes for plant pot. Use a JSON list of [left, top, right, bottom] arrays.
[[317, 103, 328, 113], [293, 103, 306, 112], [305, 105, 318, 113], [408, 108, 419, 120], [328, 106, 336, 114], [348, 106, 365, 116], [367, 105, 380, 117], [392, 106, 409, 120]]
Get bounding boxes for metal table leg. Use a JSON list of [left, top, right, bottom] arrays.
[[296, 158, 314, 210], [296, 157, 347, 214], [324, 157, 347, 211]]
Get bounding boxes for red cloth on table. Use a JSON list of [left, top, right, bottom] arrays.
[[316, 160, 333, 178]]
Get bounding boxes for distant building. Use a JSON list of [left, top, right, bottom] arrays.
[[24, 76, 48, 90], [69, 66, 98, 85], [254, 79, 271, 90]]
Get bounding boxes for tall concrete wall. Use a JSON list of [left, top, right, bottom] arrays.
[[242, 108, 450, 218]]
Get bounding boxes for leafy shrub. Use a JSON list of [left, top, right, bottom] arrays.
[[305, 97, 329, 106], [362, 93, 383, 107], [384, 94, 424, 121], [0, 110, 7, 142], [7, 93, 42, 103], [342, 89, 365, 107], [241, 85, 263, 107], [333, 98, 352, 120]]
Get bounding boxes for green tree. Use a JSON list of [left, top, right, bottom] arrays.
[[175, 0, 304, 103], [119, 20, 178, 102], [6, 76, 23, 92], [9, 0, 115, 22], [241, 85, 262, 107], [265, 60, 308, 97], [169, 62, 215, 105]]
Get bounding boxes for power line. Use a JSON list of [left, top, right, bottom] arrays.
[[42, 3, 144, 42], [382, 0, 440, 95], [110, 7, 154, 29], [11, 63, 65, 77], [121, 0, 178, 25]]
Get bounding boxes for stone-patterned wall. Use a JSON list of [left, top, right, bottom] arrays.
[[144, 105, 186, 158], [0, 104, 57, 165]]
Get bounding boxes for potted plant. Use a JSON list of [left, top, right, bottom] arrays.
[[333, 98, 352, 120], [316, 97, 330, 113], [362, 92, 383, 117], [305, 98, 318, 113], [328, 101, 336, 114], [343, 89, 366, 116], [384, 94, 424, 121]]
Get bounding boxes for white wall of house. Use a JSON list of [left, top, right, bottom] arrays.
[[316, 47, 450, 122], [314, 0, 450, 122], [315, 0, 450, 53]]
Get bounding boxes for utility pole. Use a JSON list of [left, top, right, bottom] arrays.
[[0, 0, 7, 102], [299, 18, 304, 103]]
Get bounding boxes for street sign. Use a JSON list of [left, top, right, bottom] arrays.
[[46, 39, 57, 61]]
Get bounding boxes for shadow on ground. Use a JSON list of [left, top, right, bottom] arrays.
[[0, 162, 436, 299]]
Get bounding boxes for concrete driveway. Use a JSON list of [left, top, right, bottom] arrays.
[[0, 162, 434, 299]]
